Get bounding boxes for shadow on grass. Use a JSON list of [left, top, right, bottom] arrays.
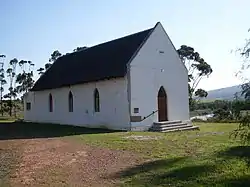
[[219, 176, 250, 187], [110, 157, 187, 179], [218, 146, 250, 159], [218, 145, 250, 165], [108, 156, 250, 186], [0, 121, 121, 140]]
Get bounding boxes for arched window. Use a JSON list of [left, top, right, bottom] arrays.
[[68, 91, 73, 112], [94, 88, 100, 112], [49, 93, 53, 112]]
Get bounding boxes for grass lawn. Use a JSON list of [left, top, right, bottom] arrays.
[[0, 121, 250, 186], [77, 123, 250, 187]]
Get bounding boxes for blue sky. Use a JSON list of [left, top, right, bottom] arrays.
[[0, 0, 249, 91]]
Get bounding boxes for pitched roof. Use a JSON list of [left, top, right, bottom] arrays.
[[31, 27, 154, 91]]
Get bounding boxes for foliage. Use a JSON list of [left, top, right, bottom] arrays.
[[15, 60, 34, 94], [1, 47, 83, 118], [37, 50, 62, 75], [0, 55, 7, 116], [73, 46, 87, 52], [213, 108, 233, 121], [37, 67, 45, 75], [233, 29, 250, 144], [1, 49, 65, 118], [49, 50, 62, 63], [191, 99, 250, 124], [231, 115, 250, 144], [195, 88, 208, 98], [241, 83, 250, 100], [191, 118, 239, 123], [4, 58, 18, 116], [177, 45, 213, 106], [193, 99, 250, 113], [0, 57, 35, 117]]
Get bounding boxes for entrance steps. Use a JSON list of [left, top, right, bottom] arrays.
[[149, 120, 199, 133]]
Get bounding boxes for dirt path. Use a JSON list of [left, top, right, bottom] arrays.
[[2, 138, 143, 187]]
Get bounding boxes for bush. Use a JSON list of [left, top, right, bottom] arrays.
[[191, 118, 206, 123], [191, 118, 239, 123], [207, 118, 239, 123], [231, 115, 250, 144]]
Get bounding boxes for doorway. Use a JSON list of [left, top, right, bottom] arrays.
[[157, 86, 168, 121]]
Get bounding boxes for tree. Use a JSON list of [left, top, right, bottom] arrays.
[[0, 54, 6, 116], [241, 83, 250, 100], [232, 29, 250, 144], [16, 60, 35, 94], [177, 45, 213, 106], [49, 50, 62, 63], [46, 50, 62, 69], [232, 99, 243, 120], [195, 88, 208, 101], [195, 88, 208, 98], [37, 67, 45, 75], [5, 58, 18, 116], [213, 108, 232, 121], [0, 74, 7, 116], [73, 46, 87, 52], [37, 50, 61, 75]]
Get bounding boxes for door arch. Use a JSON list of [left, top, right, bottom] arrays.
[[157, 86, 168, 121]]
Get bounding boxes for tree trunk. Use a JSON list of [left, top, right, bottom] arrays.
[[9, 98, 12, 116], [0, 97, 3, 116], [14, 97, 16, 118], [0, 85, 2, 116]]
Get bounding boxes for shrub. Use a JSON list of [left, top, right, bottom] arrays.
[[231, 115, 250, 144]]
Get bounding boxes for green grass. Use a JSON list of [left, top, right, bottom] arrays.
[[76, 123, 250, 187]]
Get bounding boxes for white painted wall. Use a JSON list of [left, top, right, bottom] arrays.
[[129, 23, 189, 129], [24, 78, 130, 130]]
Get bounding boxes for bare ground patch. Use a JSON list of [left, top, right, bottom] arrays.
[[7, 138, 144, 187], [0, 140, 23, 186]]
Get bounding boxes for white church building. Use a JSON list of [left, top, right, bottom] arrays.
[[24, 22, 191, 131]]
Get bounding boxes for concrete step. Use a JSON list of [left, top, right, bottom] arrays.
[[157, 124, 193, 131], [161, 126, 200, 133], [152, 122, 188, 129], [153, 120, 182, 126], [149, 120, 199, 133]]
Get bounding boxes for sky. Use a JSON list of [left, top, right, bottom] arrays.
[[0, 0, 250, 92]]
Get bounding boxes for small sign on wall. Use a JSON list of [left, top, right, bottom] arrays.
[[133, 108, 139, 114], [130, 116, 142, 122]]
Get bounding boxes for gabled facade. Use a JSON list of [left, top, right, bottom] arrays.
[[24, 22, 189, 131]]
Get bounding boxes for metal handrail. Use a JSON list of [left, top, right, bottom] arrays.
[[140, 110, 158, 122]]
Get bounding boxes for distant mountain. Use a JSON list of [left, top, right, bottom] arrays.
[[201, 85, 242, 101]]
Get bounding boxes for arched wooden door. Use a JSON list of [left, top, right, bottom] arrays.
[[158, 86, 168, 121]]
